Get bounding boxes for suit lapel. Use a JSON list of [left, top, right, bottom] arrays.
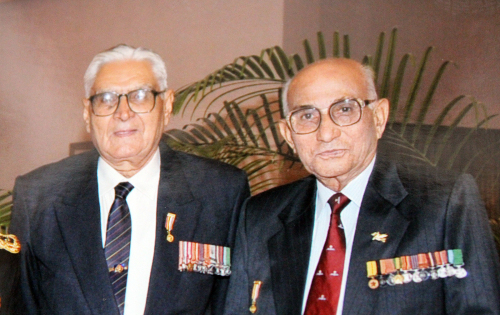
[[53, 152, 119, 314], [268, 176, 316, 315], [144, 145, 203, 314], [343, 158, 409, 315]]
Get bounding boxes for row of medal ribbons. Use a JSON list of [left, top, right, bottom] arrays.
[[366, 249, 466, 289], [178, 241, 232, 276]]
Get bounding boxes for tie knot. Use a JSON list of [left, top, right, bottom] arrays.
[[328, 193, 350, 215], [114, 182, 134, 199]]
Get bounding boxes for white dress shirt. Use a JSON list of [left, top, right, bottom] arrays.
[[98, 149, 160, 315], [302, 157, 375, 315]]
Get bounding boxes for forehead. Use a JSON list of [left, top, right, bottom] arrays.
[[92, 60, 157, 93], [287, 61, 367, 109]]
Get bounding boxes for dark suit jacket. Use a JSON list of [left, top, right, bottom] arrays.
[[9, 142, 250, 315], [224, 156, 500, 314], [0, 249, 22, 315]]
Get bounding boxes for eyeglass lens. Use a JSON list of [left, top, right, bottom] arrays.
[[289, 99, 362, 134], [91, 89, 156, 116]]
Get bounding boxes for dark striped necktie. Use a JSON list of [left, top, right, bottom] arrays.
[[104, 182, 134, 314]]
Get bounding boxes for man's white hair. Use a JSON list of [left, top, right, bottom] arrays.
[[83, 44, 168, 98], [281, 62, 378, 115]]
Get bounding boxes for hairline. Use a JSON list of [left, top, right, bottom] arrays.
[[281, 61, 378, 115], [84, 44, 168, 98]]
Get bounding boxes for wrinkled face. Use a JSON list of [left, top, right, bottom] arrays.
[[83, 60, 173, 176], [279, 59, 388, 190]]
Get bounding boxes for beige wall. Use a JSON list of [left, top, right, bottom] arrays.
[[284, 0, 500, 128], [0, 0, 284, 189], [2, 0, 499, 190]]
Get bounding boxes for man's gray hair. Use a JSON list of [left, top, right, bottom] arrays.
[[281, 62, 378, 115], [83, 44, 168, 98]]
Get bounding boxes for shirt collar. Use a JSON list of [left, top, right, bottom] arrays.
[[316, 155, 376, 209], [97, 148, 161, 200]]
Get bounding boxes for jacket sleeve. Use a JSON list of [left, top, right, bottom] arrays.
[[9, 176, 40, 314], [209, 173, 250, 315], [444, 173, 500, 314]]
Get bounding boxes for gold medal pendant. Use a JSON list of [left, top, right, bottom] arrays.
[[249, 281, 262, 313], [167, 233, 174, 242], [368, 278, 380, 289], [165, 213, 176, 242]]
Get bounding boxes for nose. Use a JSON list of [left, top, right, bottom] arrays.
[[316, 113, 341, 142], [114, 95, 134, 120]]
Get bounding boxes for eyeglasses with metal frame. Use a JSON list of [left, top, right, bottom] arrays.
[[286, 98, 376, 134], [88, 88, 166, 117]]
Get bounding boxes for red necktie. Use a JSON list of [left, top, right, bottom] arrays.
[[305, 193, 351, 315]]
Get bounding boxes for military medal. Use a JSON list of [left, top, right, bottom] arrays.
[[392, 257, 404, 285], [417, 253, 430, 281], [366, 261, 380, 289], [445, 250, 457, 277], [437, 250, 448, 278], [451, 249, 467, 278], [401, 256, 413, 283], [249, 281, 262, 313], [427, 252, 439, 280], [380, 258, 396, 286], [409, 255, 421, 283], [165, 213, 176, 242]]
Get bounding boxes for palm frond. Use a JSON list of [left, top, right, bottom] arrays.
[[0, 190, 12, 233], [170, 28, 494, 200]]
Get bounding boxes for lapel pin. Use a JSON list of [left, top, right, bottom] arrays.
[[165, 213, 176, 242], [249, 280, 262, 313], [0, 233, 21, 254], [371, 231, 388, 243]]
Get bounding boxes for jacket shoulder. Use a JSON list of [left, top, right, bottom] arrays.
[[245, 175, 316, 218], [15, 150, 98, 193]]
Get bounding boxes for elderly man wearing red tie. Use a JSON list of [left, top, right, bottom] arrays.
[[224, 58, 500, 315]]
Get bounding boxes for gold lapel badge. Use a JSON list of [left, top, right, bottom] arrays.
[[249, 280, 262, 313], [371, 231, 388, 243], [0, 233, 21, 254], [165, 213, 177, 242]]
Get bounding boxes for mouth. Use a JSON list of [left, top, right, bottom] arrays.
[[317, 149, 346, 158], [114, 129, 138, 137]]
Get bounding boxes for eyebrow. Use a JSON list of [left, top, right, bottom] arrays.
[[93, 84, 155, 94]]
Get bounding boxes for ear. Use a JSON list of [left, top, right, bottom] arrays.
[[82, 98, 92, 133], [278, 120, 296, 152], [162, 89, 174, 130], [372, 98, 389, 139]]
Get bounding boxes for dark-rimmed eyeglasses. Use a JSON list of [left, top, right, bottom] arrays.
[[88, 88, 165, 117], [286, 98, 375, 134]]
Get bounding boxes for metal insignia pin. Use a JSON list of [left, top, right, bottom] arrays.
[[371, 232, 388, 243]]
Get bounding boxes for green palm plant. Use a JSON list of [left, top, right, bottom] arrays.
[[166, 28, 494, 195], [0, 190, 12, 233]]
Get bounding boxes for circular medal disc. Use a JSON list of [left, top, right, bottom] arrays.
[[368, 278, 380, 289], [387, 274, 396, 286], [379, 278, 387, 287], [446, 265, 456, 277], [430, 269, 439, 280], [403, 272, 412, 284], [455, 267, 467, 279], [167, 234, 174, 242], [438, 267, 448, 278], [249, 305, 257, 313], [413, 273, 422, 283], [419, 270, 430, 281], [394, 274, 404, 285]]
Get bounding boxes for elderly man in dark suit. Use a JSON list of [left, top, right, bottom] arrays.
[[9, 44, 250, 315], [224, 58, 500, 314]]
